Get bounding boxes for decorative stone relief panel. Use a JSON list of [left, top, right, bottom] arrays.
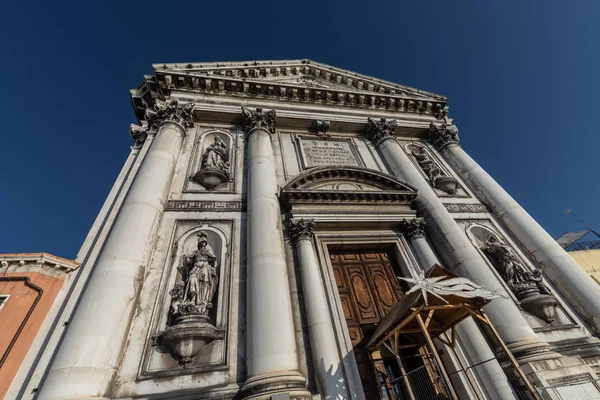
[[404, 142, 467, 197], [461, 220, 574, 330], [185, 129, 237, 192], [140, 221, 232, 378]]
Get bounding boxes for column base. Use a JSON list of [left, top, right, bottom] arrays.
[[241, 371, 310, 400], [505, 337, 561, 364]]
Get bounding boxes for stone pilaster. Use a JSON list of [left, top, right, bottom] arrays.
[[241, 108, 308, 400], [365, 117, 554, 363], [431, 121, 600, 333], [289, 218, 347, 399], [38, 102, 194, 399]]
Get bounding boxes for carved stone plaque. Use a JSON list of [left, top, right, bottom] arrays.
[[300, 138, 360, 167]]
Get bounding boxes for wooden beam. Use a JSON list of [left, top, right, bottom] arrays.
[[395, 353, 417, 400], [481, 312, 543, 400], [417, 313, 459, 400], [441, 330, 484, 400], [371, 306, 423, 351], [463, 307, 489, 324], [424, 309, 435, 329]]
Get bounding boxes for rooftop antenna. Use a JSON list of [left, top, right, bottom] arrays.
[[564, 208, 600, 239]]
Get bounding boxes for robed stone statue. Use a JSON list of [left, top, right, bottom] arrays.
[[170, 231, 218, 318]]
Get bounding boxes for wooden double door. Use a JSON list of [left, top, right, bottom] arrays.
[[330, 250, 405, 399]]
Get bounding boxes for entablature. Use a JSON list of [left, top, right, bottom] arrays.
[[130, 60, 450, 134]]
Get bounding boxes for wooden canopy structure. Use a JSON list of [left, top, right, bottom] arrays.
[[366, 265, 542, 400]]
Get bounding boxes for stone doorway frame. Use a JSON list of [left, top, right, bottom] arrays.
[[312, 229, 422, 400]]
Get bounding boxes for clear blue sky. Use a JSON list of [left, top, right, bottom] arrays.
[[1, 1, 598, 258]]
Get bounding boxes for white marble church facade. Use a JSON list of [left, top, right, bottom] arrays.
[[10, 60, 600, 400]]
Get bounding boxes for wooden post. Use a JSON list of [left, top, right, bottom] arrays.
[[416, 313, 459, 400], [481, 312, 543, 400]]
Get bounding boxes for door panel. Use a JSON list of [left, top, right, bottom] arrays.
[[347, 265, 379, 323], [330, 249, 405, 400]]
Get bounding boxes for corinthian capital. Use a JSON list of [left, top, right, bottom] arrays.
[[399, 218, 426, 241], [130, 123, 148, 148], [365, 117, 398, 145], [289, 218, 315, 242], [144, 99, 195, 130], [241, 107, 277, 133], [428, 122, 459, 151]]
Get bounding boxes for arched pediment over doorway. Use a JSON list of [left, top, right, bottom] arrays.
[[280, 166, 418, 216]]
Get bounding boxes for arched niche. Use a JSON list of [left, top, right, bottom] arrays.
[[166, 224, 228, 327], [187, 129, 236, 192], [404, 142, 459, 195]]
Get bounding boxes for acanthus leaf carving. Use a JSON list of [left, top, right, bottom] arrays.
[[130, 123, 148, 148], [144, 99, 195, 130], [289, 218, 315, 241], [428, 122, 459, 151], [241, 107, 276, 133], [312, 120, 331, 137], [398, 218, 426, 241], [365, 117, 397, 146]]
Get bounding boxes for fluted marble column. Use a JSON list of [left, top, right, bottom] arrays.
[[38, 100, 194, 399], [366, 118, 553, 362], [241, 108, 307, 399], [289, 218, 347, 400], [430, 122, 600, 334], [398, 218, 518, 400]]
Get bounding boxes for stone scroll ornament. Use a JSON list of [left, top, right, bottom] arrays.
[[192, 136, 231, 190], [410, 144, 458, 195], [481, 235, 558, 324], [159, 231, 221, 365]]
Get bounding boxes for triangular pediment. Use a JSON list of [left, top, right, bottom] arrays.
[[131, 59, 448, 122], [154, 59, 444, 100]]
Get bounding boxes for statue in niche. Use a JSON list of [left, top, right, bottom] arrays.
[[160, 231, 222, 365], [171, 232, 218, 318], [410, 145, 458, 195], [481, 235, 557, 323], [193, 136, 231, 190]]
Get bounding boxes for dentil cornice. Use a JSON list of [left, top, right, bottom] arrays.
[[130, 60, 448, 124], [365, 117, 398, 145], [241, 107, 277, 133], [428, 122, 459, 151], [289, 218, 315, 241]]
